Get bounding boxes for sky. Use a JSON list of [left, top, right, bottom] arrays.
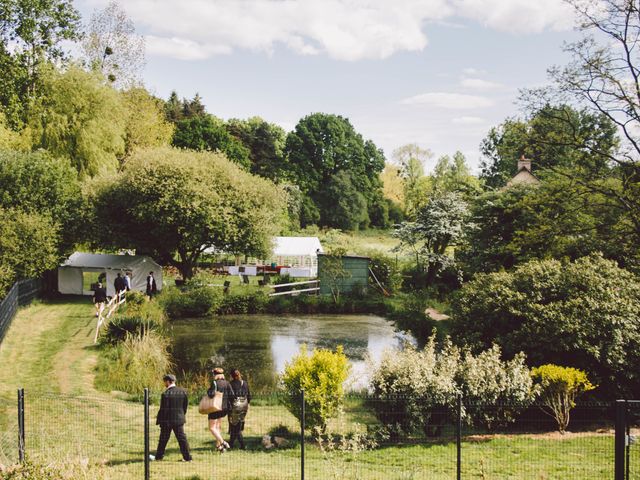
[[77, 0, 580, 172]]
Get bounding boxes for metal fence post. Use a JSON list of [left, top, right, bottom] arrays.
[[17, 388, 24, 463], [144, 388, 150, 480], [300, 389, 305, 480], [615, 399, 627, 480], [456, 395, 462, 480]]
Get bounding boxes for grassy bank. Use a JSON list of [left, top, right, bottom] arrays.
[[0, 298, 623, 479]]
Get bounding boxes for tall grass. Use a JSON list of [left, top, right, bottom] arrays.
[[96, 333, 172, 396]]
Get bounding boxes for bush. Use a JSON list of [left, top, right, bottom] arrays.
[[218, 290, 268, 314], [281, 345, 351, 433], [451, 254, 640, 397], [158, 285, 221, 318], [367, 252, 402, 293], [370, 336, 535, 436], [96, 333, 172, 396], [531, 364, 595, 433], [0, 459, 110, 480], [101, 315, 161, 345]]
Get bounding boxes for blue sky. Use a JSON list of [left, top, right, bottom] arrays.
[[77, 0, 579, 172]]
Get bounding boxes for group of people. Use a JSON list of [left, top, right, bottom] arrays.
[[91, 270, 159, 316], [152, 367, 251, 462]]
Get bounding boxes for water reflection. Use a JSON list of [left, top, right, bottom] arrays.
[[169, 314, 414, 392]]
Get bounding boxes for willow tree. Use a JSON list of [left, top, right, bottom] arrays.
[[92, 147, 288, 280]]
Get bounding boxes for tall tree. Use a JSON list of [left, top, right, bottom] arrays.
[[392, 143, 433, 216], [172, 114, 251, 169], [0, 0, 80, 126], [431, 151, 482, 197], [225, 117, 286, 180], [27, 65, 126, 176], [520, 0, 640, 258], [120, 87, 174, 165], [285, 113, 386, 228], [82, 0, 145, 87], [479, 105, 618, 188], [92, 147, 287, 280]]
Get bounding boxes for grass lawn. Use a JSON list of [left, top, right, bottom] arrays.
[[0, 298, 622, 479]]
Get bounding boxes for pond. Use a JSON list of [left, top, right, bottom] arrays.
[[168, 314, 415, 392]]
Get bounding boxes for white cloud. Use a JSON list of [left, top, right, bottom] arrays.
[[83, 0, 575, 62], [462, 67, 485, 76], [460, 78, 505, 90], [401, 92, 493, 109], [452, 116, 486, 124]]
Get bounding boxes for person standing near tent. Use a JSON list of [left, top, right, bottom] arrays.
[[124, 271, 132, 291], [93, 282, 107, 317], [114, 272, 126, 294], [146, 271, 157, 297]]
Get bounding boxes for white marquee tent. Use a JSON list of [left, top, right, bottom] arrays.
[[271, 236, 323, 276], [58, 252, 163, 297]]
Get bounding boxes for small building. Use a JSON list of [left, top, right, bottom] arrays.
[[58, 252, 162, 297], [318, 254, 369, 296], [506, 156, 541, 187]]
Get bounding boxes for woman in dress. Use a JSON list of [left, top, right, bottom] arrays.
[[207, 367, 232, 452], [228, 368, 251, 449]]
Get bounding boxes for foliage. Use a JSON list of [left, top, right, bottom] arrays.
[[367, 252, 402, 293], [391, 143, 433, 216], [120, 87, 174, 163], [281, 345, 351, 432], [320, 171, 370, 230], [218, 290, 268, 314], [158, 286, 221, 318], [0, 0, 80, 128], [321, 251, 352, 303], [226, 116, 287, 180], [285, 113, 386, 228], [0, 459, 110, 480], [0, 149, 83, 251], [479, 105, 618, 188], [451, 254, 640, 397], [163, 91, 206, 123], [531, 364, 595, 433], [431, 152, 482, 198], [101, 314, 161, 345], [27, 65, 126, 176], [519, 1, 640, 269], [370, 337, 534, 436], [172, 114, 251, 169], [82, 0, 145, 87], [315, 428, 379, 480], [91, 147, 287, 279], [97, 332, 172, 395], [393, 192, 469, 285], [0, 208, 59, 282]]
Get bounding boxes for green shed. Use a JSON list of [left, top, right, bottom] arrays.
[[317, 254, 370, 296]]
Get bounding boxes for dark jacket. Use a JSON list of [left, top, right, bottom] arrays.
[[208, 378, 232, 411], [156, 386, 188, 427], [93, 287, 107, 303], [146, 275, 157, 295], [230, 379, 251, 404], [114, 276, 126, 293]]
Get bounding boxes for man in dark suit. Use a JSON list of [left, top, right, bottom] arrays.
[[146, 271, 157, 297], [152, 374, 192, 462], [114, 272, 126, 294]]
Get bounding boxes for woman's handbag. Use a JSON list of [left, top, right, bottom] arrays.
[[198, 386, 223, 414]]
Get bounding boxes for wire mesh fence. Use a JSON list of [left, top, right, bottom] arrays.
[[628, 401, 640, 480], [1, 390, 631, 479]]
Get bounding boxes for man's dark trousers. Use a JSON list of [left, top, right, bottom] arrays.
[[156, 424, 191, 460], [155, 386, 192, 461]]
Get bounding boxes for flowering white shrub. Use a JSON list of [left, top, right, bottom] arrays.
[[370, 336, 535, 435]]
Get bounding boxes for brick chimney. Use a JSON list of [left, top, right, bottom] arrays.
[[517, 155, 532, 172]]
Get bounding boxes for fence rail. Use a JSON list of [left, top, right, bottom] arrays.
[[0, 278, 41, 345], [1, 390, 636, 479]]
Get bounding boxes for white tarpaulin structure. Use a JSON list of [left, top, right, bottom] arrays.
[[271, 236, 323, 276], [58, 252, 162, 297]]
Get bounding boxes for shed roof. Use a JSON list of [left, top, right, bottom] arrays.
[[273, 237, 323, 257], [61, 252, 160, 270]]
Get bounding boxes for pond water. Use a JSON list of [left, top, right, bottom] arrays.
[[168, 314, 415, 392]]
